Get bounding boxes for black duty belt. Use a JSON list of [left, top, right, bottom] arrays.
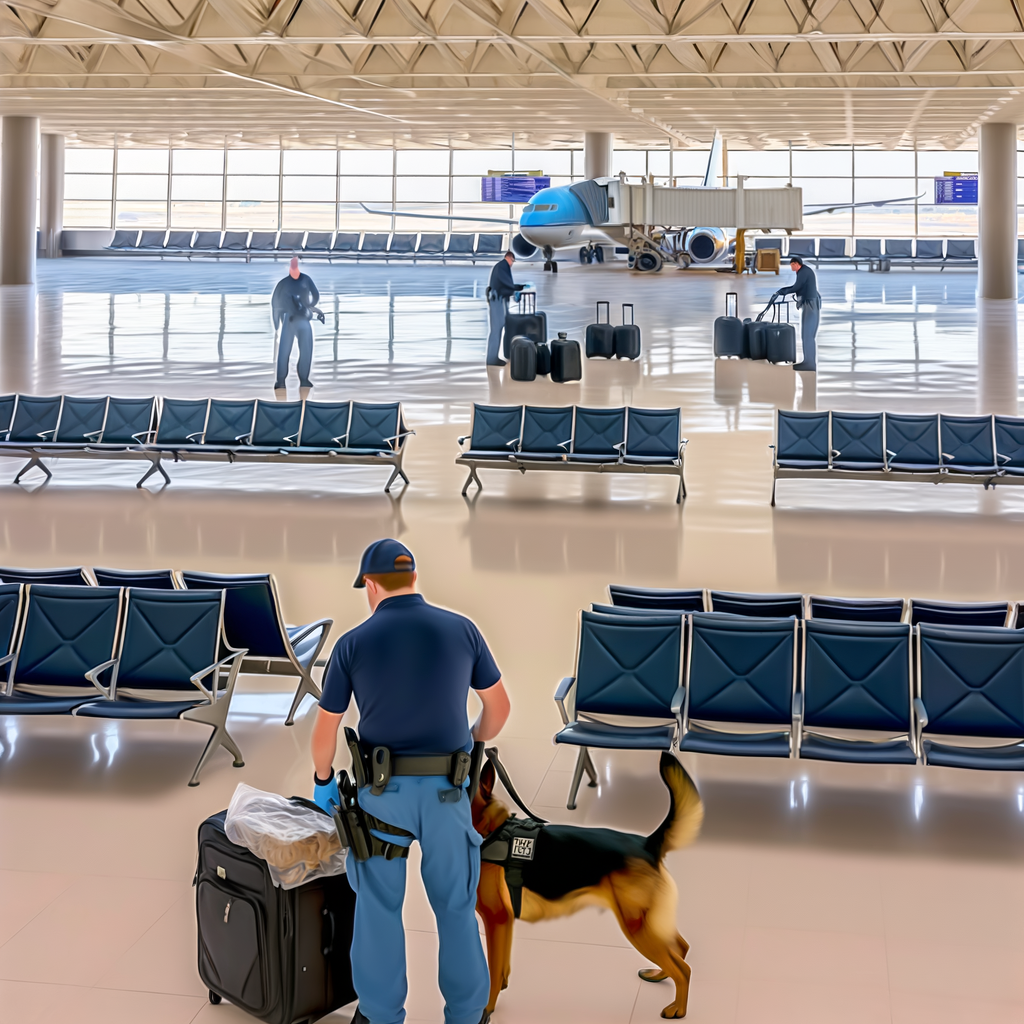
[[390, 754, 459, 776]]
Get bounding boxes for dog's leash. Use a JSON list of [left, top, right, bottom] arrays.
[[483, 747, 548, 824]]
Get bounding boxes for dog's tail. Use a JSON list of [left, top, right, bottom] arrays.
[[644, 753, 704, 860]]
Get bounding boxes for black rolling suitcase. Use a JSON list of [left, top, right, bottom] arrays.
[[745, 320, 767, 360], [714, 291, 746, 358], [503, 291, 547, 359], [613, 304, 641, 359], [585, 301, 615, 358], [196, 809, 356, 1024], [550, 333, 582, 383], [535, 340, 551, 376], [509, 335, 537, 381], [762, 298, 796, 363]]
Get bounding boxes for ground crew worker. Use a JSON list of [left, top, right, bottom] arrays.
[[485, 250, 520, 366], [311, 538, 511, 1024], [271, 256, 320, 389], [774, 254, 821, 371]]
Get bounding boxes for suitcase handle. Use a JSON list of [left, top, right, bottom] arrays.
[[518, 291, 536, 314], [323, 907, 336, 956], [596, 300, 609, 323], [622, 303, 634, 326], [725, 292, 737, 318]]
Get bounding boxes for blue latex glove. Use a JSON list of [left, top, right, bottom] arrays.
[[513, 291, 522, 303], [313, 771, 340, 814]]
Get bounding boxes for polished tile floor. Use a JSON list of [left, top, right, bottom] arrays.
[[1, 258, 1023, 1024]]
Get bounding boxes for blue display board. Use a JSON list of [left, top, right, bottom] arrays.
[[934, 175, 978, 204], [481, 176, 551, 202]]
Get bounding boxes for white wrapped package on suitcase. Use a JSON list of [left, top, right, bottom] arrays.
[[225, 783, 347, 889]]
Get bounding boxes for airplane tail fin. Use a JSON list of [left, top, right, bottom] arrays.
[[702, 131, 723, 188]]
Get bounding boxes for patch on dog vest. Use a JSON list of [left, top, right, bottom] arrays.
[[511, 836, 535, 860]]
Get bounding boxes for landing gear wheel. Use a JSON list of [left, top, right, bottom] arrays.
[[209, 990, 222, 1005], [579, 246, 591, 264], [635, 250, 663, 273], [594, 245, 605, 263]]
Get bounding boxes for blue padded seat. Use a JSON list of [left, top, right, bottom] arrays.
[[775, 410, 829, 469], [808, 595, 905, 623], [139, 230, 168, 249], [297, 401, 351, 449], [331, 233, 360, 252], [180, 570, 332, 726], [418, 233, 445, 254], [518, 406, 573, 461], [54, 396, 108, 444], [108, 229, 140, 250], [884, 413, 941, 471], [918, 623, 1024, 769], [916, 239, 942, 258], [754, 238, 781, 250], [446, 234, 475, 255], [0, 582, 22, 692], [250, 400, 303, 448], [93, 567, 178, 589], [360, 233, 389, 253], [389, 233, 416, 254], [799, 619, 916, 764], [993, 416, 1024, 475], [569, 407, 625, 463], [5, 396, 61, 445], [0, 566, 89, 585], [554, 610, 684, 808], [946, 239, 975, 259], [154, 398, 209, 446], [591, 603, 684, 618], [909, 599, 1011, 627], [221, 231, 249, 251], [0, 395, 15, 434], [830, 412, 885, 471], [608, 585, 705, 612], [624, 408, 681, 464], [0, 585, 121, 712], [345, 402, 405, 454], [855, 240, 881, 259], [79, 698, 206, 719], [476, 233, 505, 255], [166, 231, 193, 249], [939, 414, 996, 473], [249, 232, 278, 251], [204, 399, 257, 446], [708, 591, 803, 618], [192, 231, 222, 251], [98, 397, 156, 446], [885, 239, 912, 258], [680, 612, 797, 758], [787, 238, 816, 258], [276, 232, 305, 252], [818, 239, 846, 259], [303, 232, 332, 252], [460, 404, 522, 459]]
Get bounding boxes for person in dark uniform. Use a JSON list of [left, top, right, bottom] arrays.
[[311, 539, 511, 1024], [271, 256, 320, 389], [485, 251, 520, 366], [775, 255, 821, 371]]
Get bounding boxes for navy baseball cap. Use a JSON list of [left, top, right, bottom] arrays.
[[353, 539, 416, 588], [789, 255, 804, 266]]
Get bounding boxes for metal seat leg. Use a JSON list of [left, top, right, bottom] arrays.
[[284, 668, 322, 727], [567, 746, 590, 810], [461, 466, 481, 496], [583, 749, 599, 787], [14, 457, 51, 484], [136, 455, 170, 488]]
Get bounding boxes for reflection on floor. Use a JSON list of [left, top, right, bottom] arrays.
[[1, 260, 1023, 1024]]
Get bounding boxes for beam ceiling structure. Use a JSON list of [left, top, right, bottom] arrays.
[[0, 0, 1022, 149]]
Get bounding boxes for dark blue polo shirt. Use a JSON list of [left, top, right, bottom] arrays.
[[319, 593, 501, 755]]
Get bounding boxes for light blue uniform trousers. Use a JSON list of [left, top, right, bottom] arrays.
[[347, 775, 489, 1024], [486, 295, 508, 364]]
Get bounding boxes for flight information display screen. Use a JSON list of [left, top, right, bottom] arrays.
[[934, 174, 978, 204]]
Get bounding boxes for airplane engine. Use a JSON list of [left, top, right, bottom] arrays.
[[686, 227, 733, 264], [511, 233, 538, 258]]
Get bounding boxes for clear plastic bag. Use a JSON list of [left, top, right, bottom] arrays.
[[225, 783, 347, 889]]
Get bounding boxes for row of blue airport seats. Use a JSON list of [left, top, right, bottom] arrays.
[[552, 595, 1024, 808], [0, 394, 413, 491], [0, 566, 332, 729], [755, 237, 984, 261], [106, 229, 507, 259], [770, 408, 1024, 504], [457, 403, 687, 502]]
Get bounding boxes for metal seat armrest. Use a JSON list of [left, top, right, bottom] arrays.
[[286, 617, 333, 649], [85, 657, 119, 699], [768, 442, 777, 467], [554, 676, 576, 725], [383, 429, 416, 451], [331, 432, 350, 446], [235, 432, 253, 443], [613, 441, 626, 463], [678, 438, 689, 454], [912, 697, 928, 759], [131, 429, 156, 445], [37, 429, 55, 439], [282, 432, 299, 446], [456, 434, 470, 446], [186, 431, 205, 442], [82, 429, 104, 440], [670, 683, 686, 734], [792, 691, 803, 721], [0, 651, 15, 696], [190, 648, 248, 702], [997, 453, 1011, 463]]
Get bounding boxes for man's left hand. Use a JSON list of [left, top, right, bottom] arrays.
[[313, 771, 341, 814]]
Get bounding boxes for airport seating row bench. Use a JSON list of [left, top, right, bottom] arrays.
[[755, 236, 992, 271], [0, 566, 333, 729], [0, 583, 248, 786], [770, 408, 1024, 505], [551, 587, 1024, 807], [0, 394, 413, 491], [106, 229, 507, 262], [456, 404, 687, 503]]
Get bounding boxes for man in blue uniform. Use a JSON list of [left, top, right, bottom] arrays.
[[271, 256, 320, 389], [485, 250, 520, 366], [775, 255, 821, 371], [311, 539, 511, 1024]]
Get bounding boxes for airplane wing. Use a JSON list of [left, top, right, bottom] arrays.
[[358, 203, 518, 225], [803, 193, 926, 215]]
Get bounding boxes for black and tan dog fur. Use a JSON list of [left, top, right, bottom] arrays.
[[472, 752, 704, 1019]]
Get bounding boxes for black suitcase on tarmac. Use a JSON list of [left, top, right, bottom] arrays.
[[745, 320, 768, 360], [503, 291, 547, 359], [550, 333, 583, 383], [764, 323, 797, 363], [535, 340, 551, 376], [613, 303, 642, 360], [510, 335, 538, 381], [195, 809, 356, 1024], [714, 316, 745, 357], [585, 301, 615, 359]]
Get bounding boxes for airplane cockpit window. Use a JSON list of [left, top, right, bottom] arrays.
[[529, 204, 557, 212], [523, 205, 535, 212]]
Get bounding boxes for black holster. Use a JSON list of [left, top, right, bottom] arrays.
[[331, 769, 411, 862]]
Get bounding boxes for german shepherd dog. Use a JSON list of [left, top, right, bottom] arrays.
[[472, 752, 704, 1019]]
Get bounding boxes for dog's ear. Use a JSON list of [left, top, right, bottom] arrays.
[[478, 758, 496, 799]]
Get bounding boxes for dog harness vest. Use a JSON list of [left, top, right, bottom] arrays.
[[480, 815, 544, 917]]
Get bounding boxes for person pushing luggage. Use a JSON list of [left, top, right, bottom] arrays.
[[773, 254, 821, 371], [272, 256, 322, 390], [485, 250, 521, 367], [310, 539, 511, 1024]]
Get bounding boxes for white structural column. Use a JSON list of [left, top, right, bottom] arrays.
[[39, 134, 65, 259], [1, 116, 40, 285], [978, 122, 1017, 301], [584, 132, 613, 180]]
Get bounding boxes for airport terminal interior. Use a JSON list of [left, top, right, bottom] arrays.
[[4, 2, 1024, 1023]]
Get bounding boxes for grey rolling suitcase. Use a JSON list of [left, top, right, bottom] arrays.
[[586, 301, 615, 358], [509, 335, 538, 381], [613, 304, 641, 360], [503, 291, 547, 359], [550, 333, 583, 383]]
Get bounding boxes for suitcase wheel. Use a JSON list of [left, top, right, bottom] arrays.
[[208, 990, 222, 1005]]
